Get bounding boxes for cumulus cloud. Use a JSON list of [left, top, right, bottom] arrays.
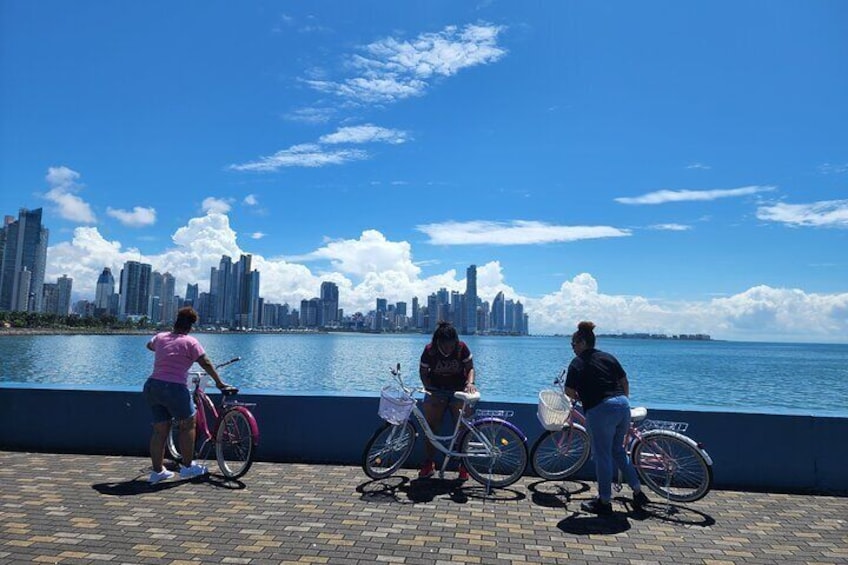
[[106, 206, 157, 227], [756, 199, 848, 228], [615, 185, 775, 205], [305, 23, 507, 104], [202, 197, 234, 214], [250, 232, 266, 239], [46, 212, 848, 343], [416, 220, 631, 245], [42, 166, 97, 223], [243, 194, 258, 206]]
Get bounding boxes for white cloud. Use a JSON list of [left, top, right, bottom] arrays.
[[42, 166, 97, 223], [106, 206, 157, 227], [306, 23, 507, 104], [526, 274, 848, 343], [615, 185, 775, 205], [229, 143, 368, 172], [46, 212, 848, 343], [202, 197, 234, 214], [416, 220, 631, 245], [818, 163, 848, 175], [284, 107, 335, 124], [686, 162, 711, 170], [647, 223, 691, 231], [319, 124, 410, 145], [250, 232, 266, 239], [756, 200, 848, 228], [243, 194, 258, 206]]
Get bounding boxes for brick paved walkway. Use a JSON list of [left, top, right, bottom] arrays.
[[0, 451, 845, 564]]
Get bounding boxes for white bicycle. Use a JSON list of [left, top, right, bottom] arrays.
[[361, 363, 529, 488]]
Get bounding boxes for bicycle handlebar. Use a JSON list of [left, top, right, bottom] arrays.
[[215, 356, 241, 370]]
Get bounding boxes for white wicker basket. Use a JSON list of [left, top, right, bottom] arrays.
[[378, 385, 414, 425], [537, 389, 571, 431]]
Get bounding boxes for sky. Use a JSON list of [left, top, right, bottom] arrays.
[[1, 1, 846, 343]]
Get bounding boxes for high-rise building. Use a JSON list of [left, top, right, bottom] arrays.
[[0, 208, 49, 312], [94, 267, 116, 316], [184, 283, 199, 306], [160, 272, 176, 324], [491, 291, 505, 332], [119, 260, 152, 319], [56, 275, 72, 316], [320, 281, 339, 326], [464, 265, 478, 335]]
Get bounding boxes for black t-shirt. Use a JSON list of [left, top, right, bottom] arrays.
[[420, 342, 474, 391], [564, 348, 627, 411]]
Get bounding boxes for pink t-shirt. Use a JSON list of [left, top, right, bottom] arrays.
[[148, 331, 205, 385]]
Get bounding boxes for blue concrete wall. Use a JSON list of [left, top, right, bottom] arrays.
[[1, 384, 846, 494]]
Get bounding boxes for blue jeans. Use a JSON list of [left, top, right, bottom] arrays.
[[585, 395, 641, 501]]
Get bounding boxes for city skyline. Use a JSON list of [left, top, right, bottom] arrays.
[[2, 3, 846, 342]]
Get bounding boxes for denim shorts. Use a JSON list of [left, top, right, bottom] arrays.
[[143, 378, 195, 423]]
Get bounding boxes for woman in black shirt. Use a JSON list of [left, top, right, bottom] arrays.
[[564, 321, 649, 514]]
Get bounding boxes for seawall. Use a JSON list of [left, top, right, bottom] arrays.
[[1, 384, 845, 494]]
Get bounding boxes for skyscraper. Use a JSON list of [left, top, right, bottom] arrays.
[[464, 264, 478, 335], [119, 260, 152, 319], [320, 281, 339, 326], [0, 208, 49, 312], [491, 291, 505, 332], [56, 275, 73, 316], [94, 267, 116, 316]]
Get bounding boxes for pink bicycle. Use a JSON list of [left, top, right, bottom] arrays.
[[531, 370, 713, 502], [166, 357, 260, 479]]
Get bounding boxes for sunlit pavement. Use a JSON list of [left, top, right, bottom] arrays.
[[0, 451, 845, 564]]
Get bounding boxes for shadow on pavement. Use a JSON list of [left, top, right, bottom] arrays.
[[557, 511, 631, 535], [357, 476, 526, 505], [527, 479, 591, 508]]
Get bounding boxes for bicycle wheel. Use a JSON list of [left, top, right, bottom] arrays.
[[530, 424, 591, 480], [461, 419, 528, 488], [215, 409, 256, 479], [632, 430, 713, 502], [362, 421, 416, 480], [166, 419, 182, 461]]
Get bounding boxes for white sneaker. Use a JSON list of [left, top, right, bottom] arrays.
[[149, 469, 174, 484], [179, 463, 208, 479]]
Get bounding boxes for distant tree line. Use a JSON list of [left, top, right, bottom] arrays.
[[0, 311, 155, 330]]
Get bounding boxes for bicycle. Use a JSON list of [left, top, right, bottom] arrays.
[[530, 370, 713, 502], [362, 363, 529, 489], [166, 357, 260, 479]]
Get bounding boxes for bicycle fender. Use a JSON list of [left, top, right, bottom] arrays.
[[461, 418, 528, 444], [639, 429, 713, 466], [229, 406, 261, 445]]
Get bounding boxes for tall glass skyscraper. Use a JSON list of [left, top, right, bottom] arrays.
[[94, 267, 116, 315], [119, 260, 152, 319], [0, 208, 49, 312], [464, 264, 477, 335]]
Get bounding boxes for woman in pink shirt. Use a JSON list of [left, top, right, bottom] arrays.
[[143, 307, 231, 483]]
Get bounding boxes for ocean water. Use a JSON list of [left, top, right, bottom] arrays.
[[1, 333, 846, 417]]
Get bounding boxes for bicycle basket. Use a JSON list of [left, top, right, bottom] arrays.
[[378, 385, 414, 425], [537, 389, 571, 431]]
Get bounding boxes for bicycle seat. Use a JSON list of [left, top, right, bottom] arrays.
[[630, 406, 647, 422], [454, 391, 481, 403], [221, 386, 239, 396]]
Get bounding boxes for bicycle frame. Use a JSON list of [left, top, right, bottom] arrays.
[[188, 360, 260, 459]]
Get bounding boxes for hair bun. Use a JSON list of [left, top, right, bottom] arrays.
[[577, 321, 595, 332]]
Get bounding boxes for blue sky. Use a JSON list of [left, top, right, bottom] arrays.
[[2, 1, 846, 342]]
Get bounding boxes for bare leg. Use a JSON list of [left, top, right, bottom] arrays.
[[422, 397, 448, 462], [178, 415, 197, 468], [150, 421, 171, 472]]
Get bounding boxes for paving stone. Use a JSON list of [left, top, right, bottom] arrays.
[[0, 451, 845, 564]]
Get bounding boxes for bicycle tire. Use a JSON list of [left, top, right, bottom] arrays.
[[166, 419, 182, 461], [362, 421, 416, 480], [215, 409, 256, 479], [460, 419, 528, 488], [530, 424, 591, 480], [631, 430, 713, 502]]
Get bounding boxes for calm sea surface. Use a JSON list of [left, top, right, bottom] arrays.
[[1, 333, 846, 417]]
